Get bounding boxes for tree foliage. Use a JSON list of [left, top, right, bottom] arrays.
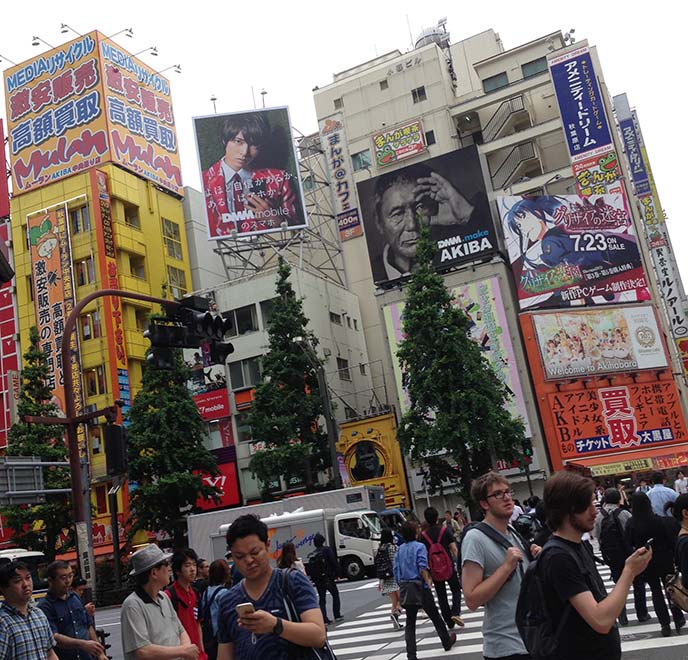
[[1, 326, 72, 560], [127, 347, 219, 547], [248, 258, 330, 497], [396, 226, 526, 507]]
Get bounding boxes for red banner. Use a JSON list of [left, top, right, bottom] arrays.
[[196, 461, 240, 510], [193, 388, 230, 421], [0, 120, 9, 218]]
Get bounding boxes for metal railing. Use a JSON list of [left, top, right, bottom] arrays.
[[483, 95, 526, 143], [491, 141, 537, 190]]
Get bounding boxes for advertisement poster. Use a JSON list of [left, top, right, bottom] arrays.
[[547, 380, 686, 464], [372, 119, 425, 167], [548, 44, 613, 163], [194, 107, 308, 239], [358, 146, 496, 285], [383, 276, 533, 439], [498, 193, 649, 310], [572, 147, 624, 198], [532, 305, 668, 380], [3, 32, 181, 196], [318, 114, 363, 241]]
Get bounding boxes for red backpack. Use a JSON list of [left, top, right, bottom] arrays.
[[422, 526, 454, 581]]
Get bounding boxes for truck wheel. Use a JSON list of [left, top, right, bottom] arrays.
[[342, 557, 365, 581]]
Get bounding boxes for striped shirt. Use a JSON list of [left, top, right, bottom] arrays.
[[0, 601, 55, 659]]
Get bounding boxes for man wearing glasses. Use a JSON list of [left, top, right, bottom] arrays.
[[461, 472, 541, 660], [120, 544, 200, 660], [37, 561, 107, 660]]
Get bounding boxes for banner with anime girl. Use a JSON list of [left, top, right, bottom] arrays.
[[497, 193, 650, 310]]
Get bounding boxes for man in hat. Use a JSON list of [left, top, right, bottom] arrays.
[[120, 544, 200, 660]]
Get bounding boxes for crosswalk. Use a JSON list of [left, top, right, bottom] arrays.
[[326, 566, 688, 659]]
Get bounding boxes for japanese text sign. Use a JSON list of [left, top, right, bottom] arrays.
[[372, 119, 425, 168]]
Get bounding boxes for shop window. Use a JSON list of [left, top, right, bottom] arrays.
[[69, 205, 91, 234], [80, 310, 102, 341], [85, 365, 107, 397], [75, 257, 96, 286], [162, 218, 183, 260]]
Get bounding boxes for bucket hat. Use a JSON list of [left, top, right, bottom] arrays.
[[128, 544, 172, 576]]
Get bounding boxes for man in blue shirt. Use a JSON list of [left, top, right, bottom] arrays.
[[38, 561, 106, 660], [648, 471, 677, 516], [217, 515, 326, 660]]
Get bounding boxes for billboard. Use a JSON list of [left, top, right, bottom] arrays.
[[193, 107, 308, 239], [498, 193, 649, 310], [3, 32, 182, 196], [358, 146, 496, 285], [548, 45, 613, 163], [572, 148, 624, 198], [532, 305, 668, 380], [372, 119, 426, 167], [318, 114, 363, 242]]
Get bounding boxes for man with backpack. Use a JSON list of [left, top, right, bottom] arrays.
[[420, 507, 464, 629], [306, 533, 342, 624], [517, 471, 651, 660], [461, 472, 539, 660], [592, 487, 648, 625]]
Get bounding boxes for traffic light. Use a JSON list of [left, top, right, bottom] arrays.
[[521, 438, 533, 457], [143, 319, 190, 348], [209, 341, 234, 365], [182, 309, 233, 342], [104, 424, 128, 476]]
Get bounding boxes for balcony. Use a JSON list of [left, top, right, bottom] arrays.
[[490, 141, 538, 190], [482, 95, 530, 143]]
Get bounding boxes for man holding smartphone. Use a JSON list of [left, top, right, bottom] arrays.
[[217, 515, 326, 659]]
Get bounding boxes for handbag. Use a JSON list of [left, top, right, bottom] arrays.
[[399, 579, 423, 607], [666, 572, 688, 612], [279, 568, 338, 660]]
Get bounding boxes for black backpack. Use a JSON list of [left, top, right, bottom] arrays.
[[199, 586, 227, 654], [374, 543, 394, 579], [599, 507, 631, 567], [512, 513, 544, 545], [306, 548, 330, 582], [515, 538, 595, 659]]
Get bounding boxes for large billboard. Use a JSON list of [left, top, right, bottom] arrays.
[[358, 146, 496, 285], [372, 119, 426, 168], [498, 193, 649, 310], [193, 107, 308, 239], [531, 305, 668, 380], [3, 32, 182, 196]]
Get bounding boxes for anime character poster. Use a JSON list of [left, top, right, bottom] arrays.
[[498, 193, 650, 310]]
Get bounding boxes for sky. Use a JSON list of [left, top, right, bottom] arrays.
[[2, 0, 686, 281]]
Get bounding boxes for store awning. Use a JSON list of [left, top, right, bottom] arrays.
[[565, 443, 688, 477], [56, 543, 126, 562]]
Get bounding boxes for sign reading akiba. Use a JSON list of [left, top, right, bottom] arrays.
[[193, 388, 230, 421]]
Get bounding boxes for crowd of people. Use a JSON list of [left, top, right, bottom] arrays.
[[2, 468, 688, 660]]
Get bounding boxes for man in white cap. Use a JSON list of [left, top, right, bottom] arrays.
[[120, 544, 200, 660]]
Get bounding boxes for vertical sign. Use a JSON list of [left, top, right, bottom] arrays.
[[0, 220, 19, 449], [318, 114, 363, 241], [0, 120, 9, 218]]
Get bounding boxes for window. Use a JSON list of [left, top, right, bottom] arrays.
[[353, 319, 359, 331], [166, 266, 187, 300], [85, 365, 107, 397], [236, 412, 253, 443], [411, 86, 427, 103], [27, 275, 34, 302], [260, 298, 278, 328], [337, 357, 351, 381], [162, 218, 183, 260], [351, 149, 372, 172], [223, 304, 259, 337], [346, 316, 352, 329], [482, 72, 509, 93], [80, 310, 102, 341], [229, 357, 262, 390], [359, 363, 366, 376], [130, 254, 146, 279], [69, 205, 91, 234], [90, 427, 102, 455], [329, 311, 342, 325], [135, 308, 150, 331], [95, 485, 107, 515], [379, 79, 389, 91], [521, 56, 548, 79], [124, 202, 140, 229], [425, 130, 436, 146], [334, 97, 343, 110], [75, 257, 96, 286]]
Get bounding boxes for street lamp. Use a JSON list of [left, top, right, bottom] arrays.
[[0, 53, 17, 65], [60, 23, 82, 36], [159, 64, 182, 74], [133, 46, 158, 57], [32, 36, 55, 48], [107, 28, 134, 39], [292, 336, 343, 489]]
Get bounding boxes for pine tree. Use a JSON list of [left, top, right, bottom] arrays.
[[126, 346, 219, 547], [1, 326, 72, 560], [396, 226, 526, 508], [248, 258, 330, 497]]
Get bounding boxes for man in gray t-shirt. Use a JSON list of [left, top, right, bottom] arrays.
[[462, 473, 540, 660]]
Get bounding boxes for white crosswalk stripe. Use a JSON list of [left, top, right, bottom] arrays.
[[326, 568, 688, 659]]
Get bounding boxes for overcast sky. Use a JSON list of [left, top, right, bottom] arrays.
[[2, 1, 685, 282]]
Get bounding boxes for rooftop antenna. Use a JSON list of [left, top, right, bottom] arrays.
[[406, 14, 414, 50]]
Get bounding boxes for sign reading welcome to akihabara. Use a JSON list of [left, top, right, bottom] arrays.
[[372, 119, 425, 167], [546, 380, 686, 468], [3, 31, 182, 196], [532, 305, 668, 380]]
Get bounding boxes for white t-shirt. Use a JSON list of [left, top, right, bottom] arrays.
[[675, 477, 688, 495]]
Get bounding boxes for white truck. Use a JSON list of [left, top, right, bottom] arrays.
[[187, 485, 385, 580]]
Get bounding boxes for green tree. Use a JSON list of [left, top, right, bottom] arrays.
[[248, 258, 330, 497], [396, 226, 526, 510], [1, 326, 72, 560], [127, 346, 219, 547]]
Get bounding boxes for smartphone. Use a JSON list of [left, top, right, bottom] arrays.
[[235, 602, 256, 618], [644, 538, 654, 550]]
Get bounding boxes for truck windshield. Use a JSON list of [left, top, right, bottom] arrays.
[[363, 513, 382, 537]]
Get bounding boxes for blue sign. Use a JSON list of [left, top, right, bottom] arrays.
[[619, 117, 651, 196], [549, 48, 613, 161]]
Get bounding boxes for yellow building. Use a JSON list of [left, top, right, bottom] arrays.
[[4, 31, 190, 554]]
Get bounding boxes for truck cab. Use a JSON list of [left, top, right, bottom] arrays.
[[334, 510, 382, 580], [379, 508, 420, 544]]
